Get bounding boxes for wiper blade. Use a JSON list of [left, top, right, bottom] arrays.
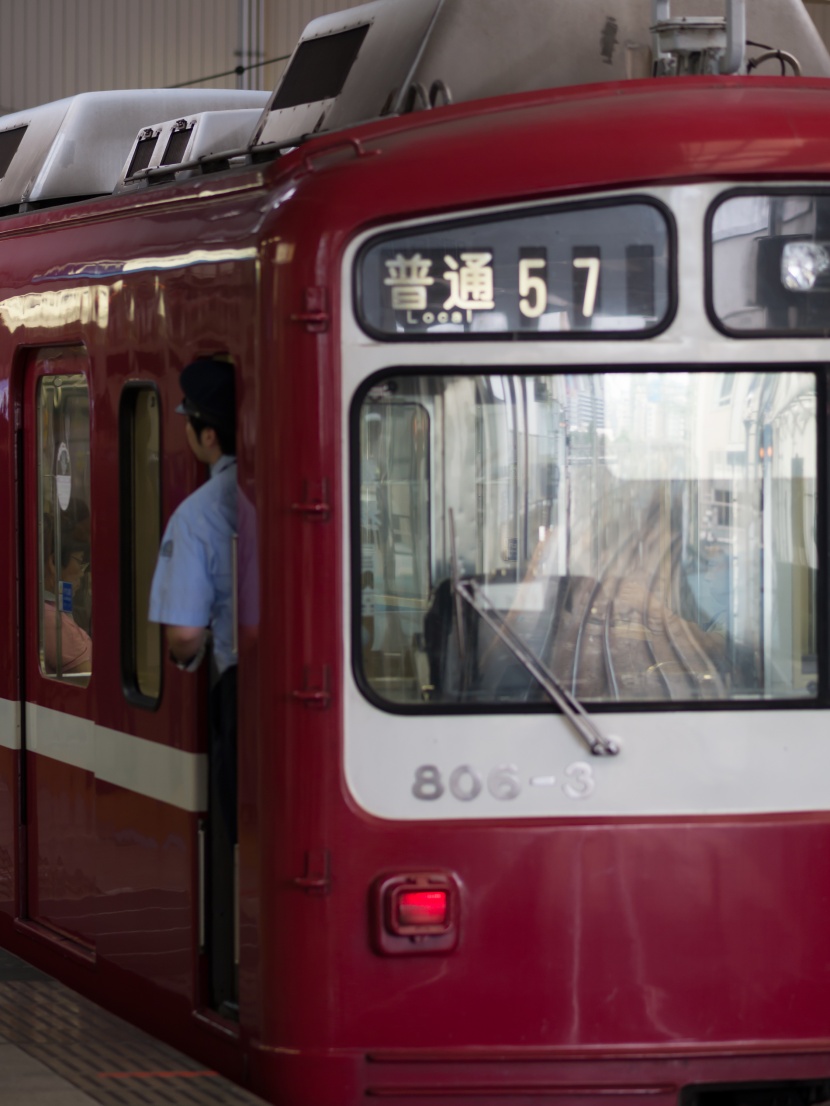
[[452, 575, 621, 759]]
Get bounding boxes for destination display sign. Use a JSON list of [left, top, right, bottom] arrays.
[[357, 200, 672, 339]]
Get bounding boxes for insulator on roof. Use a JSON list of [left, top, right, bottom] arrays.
[[651, 0, 747, 76]]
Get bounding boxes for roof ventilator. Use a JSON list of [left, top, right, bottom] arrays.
[[115, 104, 267, 192]]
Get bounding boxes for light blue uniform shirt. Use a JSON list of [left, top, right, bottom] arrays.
[[149, 455, 238, 674]]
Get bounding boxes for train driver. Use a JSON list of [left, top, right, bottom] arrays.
[[148, 357, 238, 844]]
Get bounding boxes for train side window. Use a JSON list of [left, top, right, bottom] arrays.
[[710, 192, 830, 335], [119, 384, 162, 707], [359, 402, 432, 698], [37, 375, 92, 686]]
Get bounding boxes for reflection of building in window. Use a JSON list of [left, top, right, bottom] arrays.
[[714, 488, 732, 527], [718, 372, 735, 404], [568, 389, 604, 430]]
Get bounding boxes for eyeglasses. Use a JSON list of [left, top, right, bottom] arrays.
[[69, 553, 90, 571]]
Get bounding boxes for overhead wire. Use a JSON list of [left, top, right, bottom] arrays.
[[167, 52, 291, 89]]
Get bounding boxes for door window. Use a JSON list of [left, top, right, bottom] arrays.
[[37, 374, 92, 684]]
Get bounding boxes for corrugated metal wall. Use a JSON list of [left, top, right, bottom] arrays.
[[0, 0, 828, 116], [0, 0, 367, 115], [0, 1, 238, 111]]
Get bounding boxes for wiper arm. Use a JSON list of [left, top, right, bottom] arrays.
[[452, 575, 621, 759]]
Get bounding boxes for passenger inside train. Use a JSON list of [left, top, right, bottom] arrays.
[[41, 507, 92, 677], [36, 371, 93, 685]]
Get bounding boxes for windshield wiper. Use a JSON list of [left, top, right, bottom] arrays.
[[448, 515, 619, 757], [453, 576, 620, 757], [452, 577, 620, 757]]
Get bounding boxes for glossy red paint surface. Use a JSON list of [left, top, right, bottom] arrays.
[[0, 76, 828, 1105], [0, 747, 15, 919], [0, 174, 268, 1071]]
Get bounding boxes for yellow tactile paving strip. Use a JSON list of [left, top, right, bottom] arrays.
[[0, 950, 265, 1106]]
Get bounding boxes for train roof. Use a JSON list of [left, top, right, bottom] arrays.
[[0, 0, 827, 218], [0, 89, 269, 212], [263, 77, 830, 230], [251, 0, 830, 148]]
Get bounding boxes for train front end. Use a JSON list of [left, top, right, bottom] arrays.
[[248, 2, 830, 1103], [317, 93, 830, 1102]]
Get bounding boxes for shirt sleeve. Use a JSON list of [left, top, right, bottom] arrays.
[[60, 616, 92, 672], [43, 604, 92, 673], [148, 506, 214, 627]]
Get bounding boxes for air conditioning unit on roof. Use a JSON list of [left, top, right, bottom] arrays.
[[0, 88, 268, 210]]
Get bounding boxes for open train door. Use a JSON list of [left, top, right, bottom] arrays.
[[149, 357, 240, 1019], [17, 346, 97, 957]]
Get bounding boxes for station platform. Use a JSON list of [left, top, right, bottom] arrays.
[[0, 949, 266, 1106]]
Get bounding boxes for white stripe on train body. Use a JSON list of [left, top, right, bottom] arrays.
[[3, 699, 207, 812]]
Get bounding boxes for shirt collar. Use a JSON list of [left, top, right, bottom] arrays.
[[210, 454, 237, 478]]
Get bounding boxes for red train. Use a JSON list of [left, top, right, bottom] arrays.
[[2, 0, 830, 1102]]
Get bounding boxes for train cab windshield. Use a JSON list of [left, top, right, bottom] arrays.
[[356, 369, 818, 709]]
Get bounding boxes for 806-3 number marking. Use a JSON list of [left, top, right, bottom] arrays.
[[412, 762, 595, 803]]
